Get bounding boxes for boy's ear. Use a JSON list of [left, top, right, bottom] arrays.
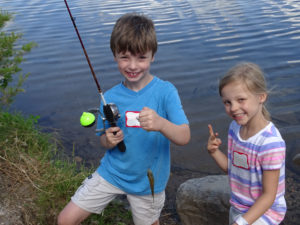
[[151, 56, 155, 62]]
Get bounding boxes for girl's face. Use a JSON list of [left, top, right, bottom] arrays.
[[114, 50, 154, 91], [221, 81, 267, 128]]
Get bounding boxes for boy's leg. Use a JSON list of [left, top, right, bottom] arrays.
[[57, 201, 91, 225], [127, 191, 165, 225], [58, 171, 124, 225]]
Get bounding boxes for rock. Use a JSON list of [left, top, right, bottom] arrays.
[[176, 175, 230, 225], [293, 153, 300, 166]]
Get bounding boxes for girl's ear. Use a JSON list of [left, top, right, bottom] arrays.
[[259, 92, 267, 103]]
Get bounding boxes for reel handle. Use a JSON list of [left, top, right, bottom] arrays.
[[103, 104, 126, 152]]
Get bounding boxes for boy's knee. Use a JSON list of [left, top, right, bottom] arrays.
[[57, 213, 63, 225], [152, 220, 159, 225], [57, 210, 75, 225], [57, 211, 66, 225]]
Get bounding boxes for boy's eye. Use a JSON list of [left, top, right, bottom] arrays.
[[238, 98, 245, 103], [223, 100, 231, 106]]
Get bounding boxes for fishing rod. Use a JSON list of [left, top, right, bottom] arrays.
[[64, 0, 126, 152]]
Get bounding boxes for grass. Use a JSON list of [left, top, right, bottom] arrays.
[[0, 111, 133, 225]]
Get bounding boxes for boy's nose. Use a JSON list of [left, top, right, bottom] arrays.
[[128, 59, 137, 70]]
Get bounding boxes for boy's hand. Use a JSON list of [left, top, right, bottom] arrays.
[[104, 127, 124, 148], [207, 124, 222, 154], [139, 107, 162, 131]]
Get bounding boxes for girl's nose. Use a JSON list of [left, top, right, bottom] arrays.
[[230, 102, 238, 111]]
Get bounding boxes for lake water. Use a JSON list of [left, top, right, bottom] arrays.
[[2, 0, 300, 221]]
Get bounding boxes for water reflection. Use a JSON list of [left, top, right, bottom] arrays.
[[1, 0, 300, 177]]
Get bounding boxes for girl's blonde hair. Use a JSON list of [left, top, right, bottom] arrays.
[[219, 62, 271, 121]]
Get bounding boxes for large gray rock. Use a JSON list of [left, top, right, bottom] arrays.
[[293, 153, 300, 166], [176, 175, 230, 225]]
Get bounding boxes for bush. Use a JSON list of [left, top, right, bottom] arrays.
[[0, 9, 36, 109]]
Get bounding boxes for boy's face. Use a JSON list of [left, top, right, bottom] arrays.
[[114, 50, 154, 90]]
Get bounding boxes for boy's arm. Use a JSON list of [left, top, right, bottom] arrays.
[[207, 124, 228, 173], [235, 169, 279, 225], [138, 107, 190, 146], [158, 119, 190, 146]]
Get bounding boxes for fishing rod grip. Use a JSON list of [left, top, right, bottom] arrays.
[[103, 104, 126, 152]]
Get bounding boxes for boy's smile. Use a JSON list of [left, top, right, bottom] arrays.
[[115, 51, 154, 91]]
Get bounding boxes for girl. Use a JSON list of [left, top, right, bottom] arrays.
[[207, 62, 286, 225]]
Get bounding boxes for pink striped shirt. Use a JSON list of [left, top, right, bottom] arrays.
[[228, 121, 286, 224]]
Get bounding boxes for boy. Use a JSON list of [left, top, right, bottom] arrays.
[[58, 13, 190, 225]]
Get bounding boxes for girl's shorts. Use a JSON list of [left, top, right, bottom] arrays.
[[71, 171, 165, 225], [229, 206, 268, 225]]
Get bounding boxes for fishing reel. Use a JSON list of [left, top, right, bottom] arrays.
[[80, 103, 126, 152]]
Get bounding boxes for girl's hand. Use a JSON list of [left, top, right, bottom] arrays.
[[139, 107, 163, 131], [207, 124, 222, 154], [104, 126, 124, 148]]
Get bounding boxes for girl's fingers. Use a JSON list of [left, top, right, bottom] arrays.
[[208, 124, 215, 139]]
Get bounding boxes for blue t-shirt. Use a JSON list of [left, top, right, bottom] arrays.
[[96, 76, 189, 195]]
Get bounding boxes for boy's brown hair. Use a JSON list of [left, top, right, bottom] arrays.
[[110, 13, 157, 56]]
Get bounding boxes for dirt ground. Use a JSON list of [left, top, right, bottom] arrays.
[[0, 168, 299, 225]]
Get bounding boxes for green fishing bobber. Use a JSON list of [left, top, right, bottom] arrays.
[[80, 112, 95, 127]]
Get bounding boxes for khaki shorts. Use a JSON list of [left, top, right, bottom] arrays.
[[71, 171, 165, 225]]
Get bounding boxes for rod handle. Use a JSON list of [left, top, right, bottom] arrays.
[[103, 105, 126, 152]]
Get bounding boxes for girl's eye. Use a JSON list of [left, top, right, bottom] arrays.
[[238, 98, 245, 103]]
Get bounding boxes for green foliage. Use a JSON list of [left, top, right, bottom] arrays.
[[0, 9, 36, 109], [0, 10, 11, 27], [0, 111, 133, 224]]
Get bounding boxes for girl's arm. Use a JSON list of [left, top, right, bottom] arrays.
[[138, 107, 190, 146], [207, 124, 228, 173], [236, 169, 279, 225]]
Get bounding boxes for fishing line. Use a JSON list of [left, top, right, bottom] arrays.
[[64, 0, 126, 152], [64, 0, 105, 104]]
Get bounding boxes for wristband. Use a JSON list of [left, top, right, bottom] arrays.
[[235, 215, 249, 225]]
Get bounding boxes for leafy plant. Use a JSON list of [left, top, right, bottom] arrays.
[[0, 9, 36, 109]]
